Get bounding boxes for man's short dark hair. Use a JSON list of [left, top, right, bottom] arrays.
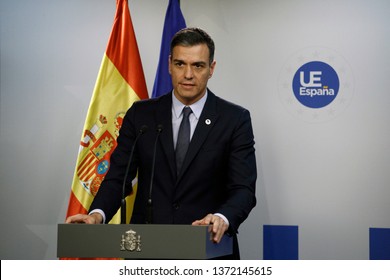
[[170, 27, 215, 65]]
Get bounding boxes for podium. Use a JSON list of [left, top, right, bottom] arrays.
[[57, 224, 232, 259]]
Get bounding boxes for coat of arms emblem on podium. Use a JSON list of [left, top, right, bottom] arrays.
[[120, 229, 141, 252]]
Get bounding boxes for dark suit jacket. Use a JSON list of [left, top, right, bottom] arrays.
[[90, 90, 257, 258]]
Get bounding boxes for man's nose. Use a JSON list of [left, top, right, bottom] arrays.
[[184, 66, 193, 79]]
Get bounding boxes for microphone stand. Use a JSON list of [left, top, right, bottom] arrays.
[[120, 125, 147, 224], [146, 124, 163, 224]]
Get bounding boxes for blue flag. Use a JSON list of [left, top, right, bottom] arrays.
[[152, 0, 186, 98]]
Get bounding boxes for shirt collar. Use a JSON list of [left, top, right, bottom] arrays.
[[172, 90, 208, 120]]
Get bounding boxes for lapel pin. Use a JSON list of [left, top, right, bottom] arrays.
[[205, 119, 211, 125]]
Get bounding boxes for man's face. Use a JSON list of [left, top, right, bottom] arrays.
[[169, 44, 216, 105]]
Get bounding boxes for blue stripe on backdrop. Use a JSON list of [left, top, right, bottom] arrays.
[[263, 225, 299, 260], [369, 227, 390, 260]]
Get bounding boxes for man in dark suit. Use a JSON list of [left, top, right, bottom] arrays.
[[66, 27, 257, 259]]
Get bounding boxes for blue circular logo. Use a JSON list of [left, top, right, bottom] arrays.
[[292, 61, 339, 109], [97, 160, 109, 175]]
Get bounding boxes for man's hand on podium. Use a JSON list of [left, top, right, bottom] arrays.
[[65, 213, 103, 224], [192, 214, 228, 244]]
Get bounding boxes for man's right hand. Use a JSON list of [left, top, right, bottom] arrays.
[[65, 213, 103, 224]]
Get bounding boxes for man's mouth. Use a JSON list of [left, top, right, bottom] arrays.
[[180, 83, 195, 89]]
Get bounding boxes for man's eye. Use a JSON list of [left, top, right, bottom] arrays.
[[194, 64, 205, 69]]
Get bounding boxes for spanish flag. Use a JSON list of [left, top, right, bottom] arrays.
[[65, 0, 148, 224]]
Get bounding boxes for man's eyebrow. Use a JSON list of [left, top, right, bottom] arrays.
[[193, 61, 207, 66], [172, 58, 185, 64], [172, 58, 207, 66]]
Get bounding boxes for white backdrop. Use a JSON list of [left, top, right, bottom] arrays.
[[1, 0, 389, 259]]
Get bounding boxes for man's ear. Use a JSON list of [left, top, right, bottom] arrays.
[[168, 55, 172, 75], [209, 60, 216, 78]]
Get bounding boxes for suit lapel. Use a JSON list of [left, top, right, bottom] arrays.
[[176, 91, 219, 183], [155, 93, 176, 178]]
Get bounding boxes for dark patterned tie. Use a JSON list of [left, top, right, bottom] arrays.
[[176, 107, 192, 174]]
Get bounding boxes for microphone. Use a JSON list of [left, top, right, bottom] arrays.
[[146, 124, 163, 224], [121, 125, 148, 224]]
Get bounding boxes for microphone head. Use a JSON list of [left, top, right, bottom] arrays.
[[156, 124, 163, 132], [139, 125, 148, 134]]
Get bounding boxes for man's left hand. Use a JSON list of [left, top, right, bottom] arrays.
[[192, 214, 228, 243]]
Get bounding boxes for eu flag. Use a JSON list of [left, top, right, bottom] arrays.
[[152, 0, 186, 98]]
